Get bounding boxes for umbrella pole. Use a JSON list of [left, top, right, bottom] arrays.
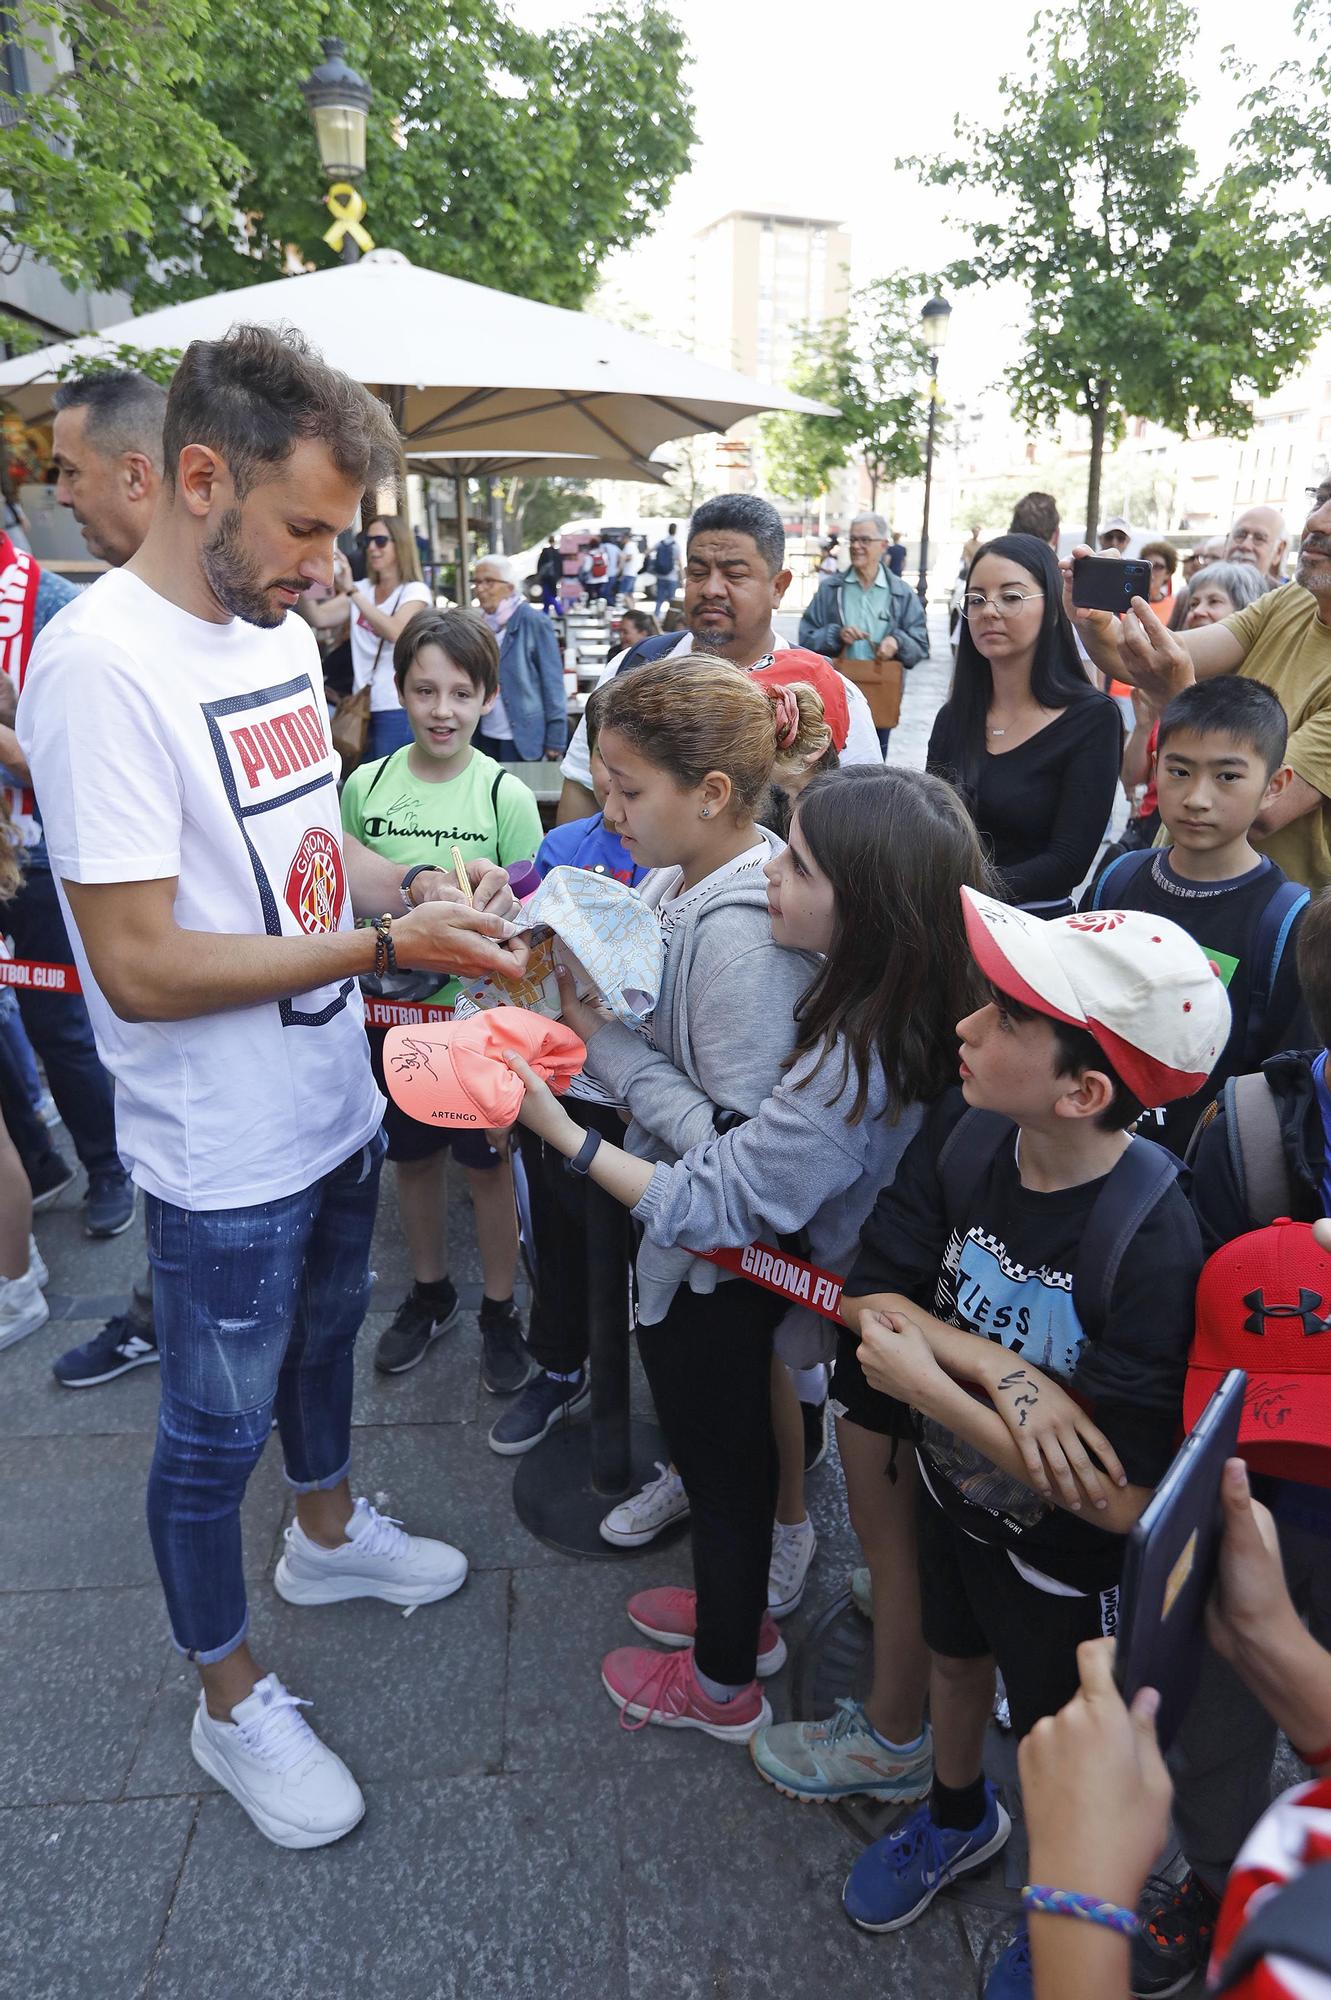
[[456, 475, 470, 605]]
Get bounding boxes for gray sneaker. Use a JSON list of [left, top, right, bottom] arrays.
[[750, 1701, 933, 1803], [374, 1285, 460, 1375]]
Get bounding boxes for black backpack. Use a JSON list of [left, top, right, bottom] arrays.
[[937, 1106, 1181, 1340], [652, 537, 677, 577], [614, 631, 684, 676]]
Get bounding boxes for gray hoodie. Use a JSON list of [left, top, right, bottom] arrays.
[[584, 827, 846, 1331]]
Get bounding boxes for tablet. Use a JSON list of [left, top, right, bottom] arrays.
[[1114, 1367, 1246, 1750]]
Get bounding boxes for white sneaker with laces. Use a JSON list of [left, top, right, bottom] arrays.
[[273, 1496, 468, 1609], [190, 1673, 364, 1849], [28, 1237, 48, 1289], [0, 1267, 50, 1352], [768, 1516, 817, 1618], [599, 1461, 690, 1548]]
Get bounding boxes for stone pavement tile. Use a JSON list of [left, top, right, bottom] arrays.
[[0, 1431, 289, 1591], [0, 1318, 160, 1439], [504, 1555, 755, 1775], [351, 1309, 483, 1429], [0, 1586, 169, 1806], [344, 1421, 575, 1571], [146, 1770, 629, 2000], [621, 1758, 979, 2000], [0, 1794, 196, 2000], [123, 1566, 509, 1799]]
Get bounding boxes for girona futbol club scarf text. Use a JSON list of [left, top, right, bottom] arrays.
[[0, 530, 42, 831]]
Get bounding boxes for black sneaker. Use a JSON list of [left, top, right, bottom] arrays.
[[1130, 1870, 1221, 1998], [801, 1396, 829, 1472], [488, 1370, 590, 1454], [29, 1150, 78, 1210], [374, 1283, 460, 1375], [85, 1169, 136, 1238], [480, 1298, 536, 1395], [52, 1314, 159, 1388]]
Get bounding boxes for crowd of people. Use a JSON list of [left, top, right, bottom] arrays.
[[3, 329, 1331, 2000]]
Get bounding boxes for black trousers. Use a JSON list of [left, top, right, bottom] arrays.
[[516, 1098, 631, 1374], [637, 1279, 783, 1686]]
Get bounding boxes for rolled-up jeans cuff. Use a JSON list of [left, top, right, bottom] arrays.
[[175, 1607, 249, 1666], [284, 1453, 351, 1495]]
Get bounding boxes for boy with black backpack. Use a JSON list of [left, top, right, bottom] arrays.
[[1084, 677, 1309, 1156], [836, 888, 1229, 2000], [1126, 887, 1331, 2000]]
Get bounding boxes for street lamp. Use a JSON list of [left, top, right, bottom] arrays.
[[917, 294, 952, 608], [300, 37, 373, 263]]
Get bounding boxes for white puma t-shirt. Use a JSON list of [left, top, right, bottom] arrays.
[[18, 567, 383, 1210]]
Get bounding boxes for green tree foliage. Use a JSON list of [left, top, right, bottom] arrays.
[[1237, 0, 1331, 267], [909, 0, 1318, 539], [0, 1, 695, 312], [499, 477, 595, 553], [760, 275, 931, 509]]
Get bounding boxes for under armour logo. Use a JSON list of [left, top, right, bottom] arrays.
[[1242, 1288, 1331, 1336]]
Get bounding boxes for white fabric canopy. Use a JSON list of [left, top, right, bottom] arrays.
[[0, 248, 834, 469]]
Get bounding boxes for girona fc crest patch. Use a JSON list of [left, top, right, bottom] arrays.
[[1066, 910, 1127, 933], [284, 827, 346, 935]]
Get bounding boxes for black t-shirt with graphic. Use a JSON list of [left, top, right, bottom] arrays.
[[848, 1091, 1201, 1591], [1080, 851, 1309, 1157]]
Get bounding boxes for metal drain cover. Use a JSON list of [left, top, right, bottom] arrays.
[[790, 1593, 1027, 1915]]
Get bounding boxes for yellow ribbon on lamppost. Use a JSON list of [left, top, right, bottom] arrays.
[[323, 183, 374, 255]]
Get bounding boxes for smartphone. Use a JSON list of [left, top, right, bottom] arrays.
[[1114, 1368, 1246, 1749], [1072, 554, 1153, 614]]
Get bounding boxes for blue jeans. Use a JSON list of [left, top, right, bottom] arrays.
[[145, 1128, 387, 1663], [5, 855, 121, 1177], [653, 576, 677, 618], [367, 708, 414, 760]]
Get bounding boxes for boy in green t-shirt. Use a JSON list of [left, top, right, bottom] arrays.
[[342, 609, 543, 1393]]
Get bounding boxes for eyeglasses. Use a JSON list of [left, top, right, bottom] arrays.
[[960, 588, 1045, 619], [362, 533, 392, 549], [1149, 559, 1169, 572], [847, 537, 885, 549]]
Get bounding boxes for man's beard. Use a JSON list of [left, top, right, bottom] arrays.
[[687, 619, 735, 655], [201, 507, 295, 628]]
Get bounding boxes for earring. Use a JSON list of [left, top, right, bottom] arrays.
[[700, 806, 710, 818]]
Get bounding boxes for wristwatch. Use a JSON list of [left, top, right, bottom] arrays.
[[400, 864, 442, 911], [566, 1128, 603, 1177]]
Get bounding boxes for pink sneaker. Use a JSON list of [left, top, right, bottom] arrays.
[[626, 1586, 787, 1678], [601, 1644, 772, 1741]]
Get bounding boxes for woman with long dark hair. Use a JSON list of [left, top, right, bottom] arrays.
[[927, 533, 1121, 916]]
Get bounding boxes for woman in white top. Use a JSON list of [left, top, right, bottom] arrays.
[[309, 515, 432, 760]]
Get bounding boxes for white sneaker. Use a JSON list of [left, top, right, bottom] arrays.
[[190, 1673, 364, 1849], [273, 1496, 468, 1609], [0, 1267, 50, 1352], [27, 1236, 48, 1289], [599, 1461, 690, 1548], [768, 1516, 817, 1618]]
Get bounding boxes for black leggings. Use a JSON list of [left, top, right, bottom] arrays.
[[516, 1099, 631, 1375], [637, 1280, 783, 1685]]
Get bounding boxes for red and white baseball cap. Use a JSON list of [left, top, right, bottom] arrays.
[[1185, 1219, 1331, 1488], [960, 887, 1231, 1107]]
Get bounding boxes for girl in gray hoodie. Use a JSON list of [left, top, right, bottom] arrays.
[[503, 706, 991, 1760]]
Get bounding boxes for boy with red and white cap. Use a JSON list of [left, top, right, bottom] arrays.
[[835, 887, 1229, 2000]]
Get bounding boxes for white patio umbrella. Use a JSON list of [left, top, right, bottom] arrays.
[[0, 248, 828, 592]]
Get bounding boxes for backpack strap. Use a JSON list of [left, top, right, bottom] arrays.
[[1213, 1859, 1331, 1991], [1073, 1137, 1179, 1341], [936, 1107, 1015, 1229], [1244, 877, 1309, 1065], [360, 747, 402, 801], [1089, 846, 1155, 910], [1222, 1070, 1291, 1227], [615, 631, 684, 677]]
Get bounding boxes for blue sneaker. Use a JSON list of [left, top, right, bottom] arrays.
[[984, 1923, 1032, 1998], [487, 1369, 590, 1455], [842, 1785, 1012, 1932]]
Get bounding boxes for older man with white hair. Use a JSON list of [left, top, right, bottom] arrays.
[[1226, 505, 1288, 582], [472, 554, 567, 762], [798, 511, 930, 752]]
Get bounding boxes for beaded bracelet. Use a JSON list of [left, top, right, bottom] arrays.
[[1021, 1885, 1140, 1935]]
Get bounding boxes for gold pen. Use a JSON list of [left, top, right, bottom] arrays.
[[450, 845, 474, 906]]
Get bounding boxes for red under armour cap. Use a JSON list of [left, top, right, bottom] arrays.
[[1186, 1219, 1331, 1488]]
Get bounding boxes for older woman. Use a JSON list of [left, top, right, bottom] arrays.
[[309, 514, 432, 760], [472, 556, 568, 764], [798, 511, 929, 754]]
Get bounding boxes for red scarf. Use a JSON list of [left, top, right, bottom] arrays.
[[0, 529, 42, 829]]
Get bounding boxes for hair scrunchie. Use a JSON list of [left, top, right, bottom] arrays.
[[769, 682, 801, 751]]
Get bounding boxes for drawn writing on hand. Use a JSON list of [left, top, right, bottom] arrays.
[[997, 1369, 1040, 1430], [389, 1038, 439, 1084]]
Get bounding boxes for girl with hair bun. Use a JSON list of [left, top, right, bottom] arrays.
[[503, 664, 992, 1764]]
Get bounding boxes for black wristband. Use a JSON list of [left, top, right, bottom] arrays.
[[400, 864, 442, 911], [566, 1128, 603, 1178]]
